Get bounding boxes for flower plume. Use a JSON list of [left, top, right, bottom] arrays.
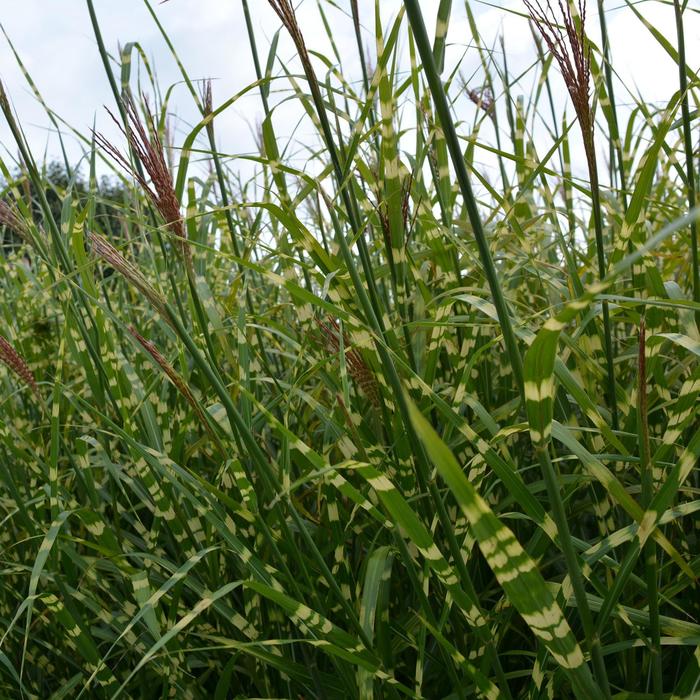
[[0, 200, 30, 243], [128, 326, 220, 445], [0, 334, 39, 399], [524, 1, 595, 171], [317, 316, 381, 409], [95, 96, 192, 272], [88, 231, 172, 326]]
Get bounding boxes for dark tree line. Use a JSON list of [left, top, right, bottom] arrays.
[[1, 161, 129, 254]]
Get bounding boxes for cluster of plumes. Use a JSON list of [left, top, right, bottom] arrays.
[[316, 316, 381, 409], [466, 85, 495, 115], [524, 0, 595, 168], [128, 326, 217, 441], [0, 200, 29, 243], [94, 96, 192, 273], [88, 231, 171, 326], [0, 334, 39, 399]]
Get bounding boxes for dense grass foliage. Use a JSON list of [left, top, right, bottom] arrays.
[[0, 0, 698, 697]]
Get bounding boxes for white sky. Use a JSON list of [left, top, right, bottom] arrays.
[[0, 1, 698, 184]]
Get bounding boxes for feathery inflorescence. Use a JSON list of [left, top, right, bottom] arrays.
[[128, 325, 217, 442], [95, 96, 192, 272], [0, 334, 39, 399], [202, 78, 213, 117], [0, 2, 696, 698], [0, 200, 29, 242], [466, 85, 495, 115], [524, 1, 594, 168], [266, 0, 324, 116], [317, 315, 381, 409], [88, 231, 171, 324]]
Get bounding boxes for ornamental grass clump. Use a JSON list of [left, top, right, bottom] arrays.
[[0, 1, 696, 698]]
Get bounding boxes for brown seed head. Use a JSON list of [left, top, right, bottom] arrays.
[[88, 231, 171, 325], [202, 79, 213, 117], [0, 334, 39, 399], [317, 316, 381, 409], [128, 325, 193, 402], [466, 85, 495, 115], [524, 1, 594, 165], [128, 325, 218, 441], [95, 95, 192, 271], [267, 1, 325, 121], [0, 200, 30, 242]]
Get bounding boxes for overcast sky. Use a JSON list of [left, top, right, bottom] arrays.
[[0, 1, 697, 182]]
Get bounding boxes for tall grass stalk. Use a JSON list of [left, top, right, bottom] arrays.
[[672, 0, 700, 321], [525, 0, 619, 429], [637, 319, 662, 700]]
